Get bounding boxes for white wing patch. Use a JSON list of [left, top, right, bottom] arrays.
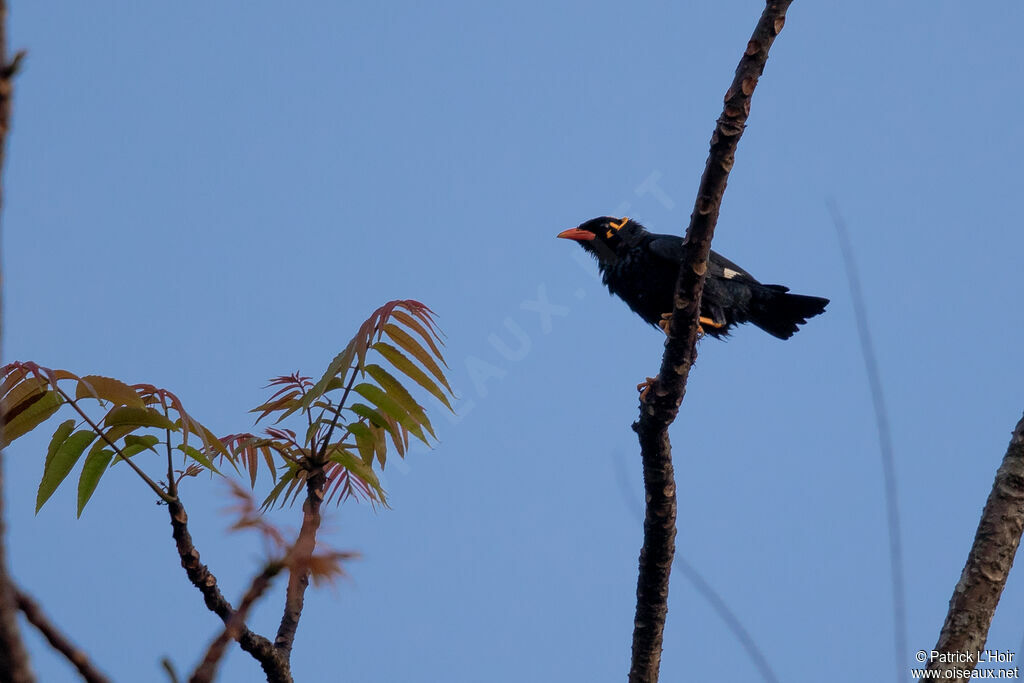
[[723, 267, 742, 279]]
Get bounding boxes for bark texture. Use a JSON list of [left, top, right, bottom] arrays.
[[628, 2, 794, 681], [275, 469, 326, 659], [927, 413, 1024, 676], [190, 562, 283, 683]]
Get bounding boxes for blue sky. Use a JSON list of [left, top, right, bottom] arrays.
[[5, 2, 1024, 681]]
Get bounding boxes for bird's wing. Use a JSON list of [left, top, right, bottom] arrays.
[[646, 235, 760, 284], [708, 250, 760, 284], [645, 234, 688, 262]]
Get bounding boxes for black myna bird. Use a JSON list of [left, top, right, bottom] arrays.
[[558, 216, 828, 339]]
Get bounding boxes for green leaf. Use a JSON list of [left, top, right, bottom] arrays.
[[112, 435, 161, 464], [383, 323, 451, 392], [363, 366, 435, 440], [261, 466, 299, 511], [125, 434, 160, 450], [77, 448, 115, 517], [350, 397, 409, 450], [37, 429, 97, 512], [349, 404, 403, 458], [352, 383, 427, 444], [324, 377, 347, 393], [349, 403, 388, 429], [328, 448, 386, 501], [194, 422, 230, 460], [104, 406, 177, 431], [346, 422, 378, 466], [1, 391, 62, 448], [372, 342, 452, 410], [304, 343, 356, 409], [75, 375, 145, 408], [44, 420, 76, 472], [176, 444, 221, 475], [305, 418, 328, 449], [86, 424, 136, 458]]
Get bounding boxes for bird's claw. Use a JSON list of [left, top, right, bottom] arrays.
[[637, 376, 657, 402]]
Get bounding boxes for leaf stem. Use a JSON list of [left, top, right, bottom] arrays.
[[314, 367, 359, 464], [53, 387, 172, 503], [163, 404, 176, 497]]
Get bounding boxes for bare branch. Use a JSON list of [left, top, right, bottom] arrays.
[[274, 469, 326, 659], [14, 587, 109, 683], [167, 497, 292, 682], [927, 413, 1024, 676], [629, 2, 794, 680], [189, 560, 284, 683]]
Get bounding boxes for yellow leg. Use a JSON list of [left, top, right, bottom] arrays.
[[699, 316, 725, 329], [660, 313, 724, 335]]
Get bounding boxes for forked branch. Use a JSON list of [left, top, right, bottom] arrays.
[[168, 497, 291, 682], [189, 560, 284, 683]]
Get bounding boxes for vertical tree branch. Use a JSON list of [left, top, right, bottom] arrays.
[[629, 2, 793, 681], [0, 0, 31, 679], [927, 413, 1024, 677], [14, 588, 110, 683], [274, 468, 326, 660]]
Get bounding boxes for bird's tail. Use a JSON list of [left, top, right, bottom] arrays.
[[750, 285, 829, 340]]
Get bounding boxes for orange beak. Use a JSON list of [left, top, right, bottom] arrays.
[[556, 228, 596, 241]]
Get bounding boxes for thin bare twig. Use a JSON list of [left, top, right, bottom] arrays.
[[828, 200, 907, 682], [630, 2, 794, 680], [14, 587, 110, 683], [160, 658, 181, 683], [927, 413, 1024, 677]]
